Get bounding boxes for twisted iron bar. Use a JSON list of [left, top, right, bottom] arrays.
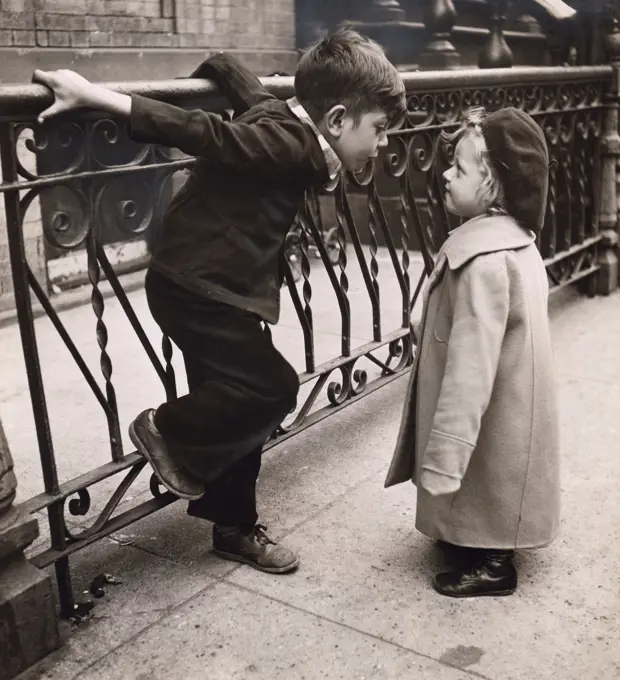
[[86, 210, 123, 462], [365, 180, 382, 341], [334, 180, 352, 357]]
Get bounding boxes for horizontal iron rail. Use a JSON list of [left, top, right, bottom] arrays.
[[543, 234, 603, 266], [20, 453, 144, 515], [295, 328, 409, 385], [29, 492, 178, 569], [550, 265, 600, 291], [0, 157, 195, 193], [0, 66, 611, 121], [0, 99, 606, 194]]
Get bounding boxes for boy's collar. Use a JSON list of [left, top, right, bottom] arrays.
[[440, 214, 536, 270], [287, 97, 342, 183]]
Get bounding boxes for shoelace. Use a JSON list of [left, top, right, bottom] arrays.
[[252, 524, 276, 547]]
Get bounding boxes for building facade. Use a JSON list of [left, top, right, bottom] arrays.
[[0, 0, 605, 313]]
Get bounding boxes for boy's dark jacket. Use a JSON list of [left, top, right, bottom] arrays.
[[128, 54, 331, 324]]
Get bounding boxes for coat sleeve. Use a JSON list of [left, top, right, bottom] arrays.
[[128, 95, 325, 179], [420, 254, 510, 496], [187, 52, 276, 116]]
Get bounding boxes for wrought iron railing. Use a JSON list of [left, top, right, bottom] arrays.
[[0, 64, 614, 617]]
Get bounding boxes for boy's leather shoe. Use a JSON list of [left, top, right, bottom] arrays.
[[212, 524, 299, 574], [433, 549, 517, 598], [129, 409, 204, 501]]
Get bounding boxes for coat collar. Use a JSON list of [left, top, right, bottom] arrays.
[[439, 214, 536, 271]]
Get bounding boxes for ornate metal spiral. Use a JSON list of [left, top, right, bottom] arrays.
[[406, 92, 436, 128], [383, 135, 408, 179], [38, 184, 91, 250], [435, 90, 462, 126], [91, 118, 150, 168], [407, 132, 436, 174], [20, 121, 86, 179], [95, 175, 156, 237], [327, 363, 352, 406], [350, 365, 368, 397], [68, 488, 91, 517], [386, 334, 414, 373]]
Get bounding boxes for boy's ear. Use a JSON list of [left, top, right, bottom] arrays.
[[324, 105, 347, 138]]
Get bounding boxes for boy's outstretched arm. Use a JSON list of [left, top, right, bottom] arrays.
[[33, 69, 324, 179], [34, 69, 131, 123]]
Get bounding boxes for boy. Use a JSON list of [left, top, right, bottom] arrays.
[[34, 29, 406, 574]]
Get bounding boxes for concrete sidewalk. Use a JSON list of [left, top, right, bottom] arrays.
[[3, 260, 619, 680]]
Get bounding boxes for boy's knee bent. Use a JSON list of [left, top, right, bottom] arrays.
[[273, 361, 299, 414]]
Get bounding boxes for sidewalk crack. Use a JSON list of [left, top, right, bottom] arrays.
[[227, 580, 493, 680]]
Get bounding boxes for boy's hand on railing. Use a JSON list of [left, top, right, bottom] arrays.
[[32, 69, 132, 124], [33, 69, 95, 123]]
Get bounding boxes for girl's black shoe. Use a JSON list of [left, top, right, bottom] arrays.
[[433, 549, 517, 598]]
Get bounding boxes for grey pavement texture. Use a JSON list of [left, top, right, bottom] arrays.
[[1, 249, 619, 680]]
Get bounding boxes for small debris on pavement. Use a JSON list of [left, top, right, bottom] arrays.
[[89, 573, 123, 598]]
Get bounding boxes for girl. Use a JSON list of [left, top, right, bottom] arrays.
[[385, 107, 560, 597]]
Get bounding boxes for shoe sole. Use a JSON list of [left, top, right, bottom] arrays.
[[129, 420, 204, 501], [433, 584, 516, 598], [212, 548, 300, 574]]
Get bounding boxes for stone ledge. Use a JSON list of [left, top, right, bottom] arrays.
[[0, 46, 298, 83], [0, 510, 39, 560]]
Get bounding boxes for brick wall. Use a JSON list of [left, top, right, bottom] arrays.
[[0, 0, 296, 55]]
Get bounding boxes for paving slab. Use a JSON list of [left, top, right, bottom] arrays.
[[548, 288, 620, 385], [66, 581, 477, 680], [225, 471, 619, 680], [17, 538, 219, 680]]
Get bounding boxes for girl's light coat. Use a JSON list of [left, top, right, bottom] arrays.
[[385, 215, 560, 549]]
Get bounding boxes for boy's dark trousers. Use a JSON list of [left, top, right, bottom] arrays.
[[144, 269, 299, 532]]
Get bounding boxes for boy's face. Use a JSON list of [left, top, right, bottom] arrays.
[[322, 108, 390, 173], [443, 135, 488, 218]]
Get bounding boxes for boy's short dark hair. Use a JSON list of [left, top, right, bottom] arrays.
[[295, 28, 406, 128]]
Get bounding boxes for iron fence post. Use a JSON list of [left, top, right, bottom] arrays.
[[0, 122, 76, 617], [0, 415, 60, 679], [598, 17, 620, 293]]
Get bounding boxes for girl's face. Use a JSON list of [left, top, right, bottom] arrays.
[[443, 135, 489, 219]]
